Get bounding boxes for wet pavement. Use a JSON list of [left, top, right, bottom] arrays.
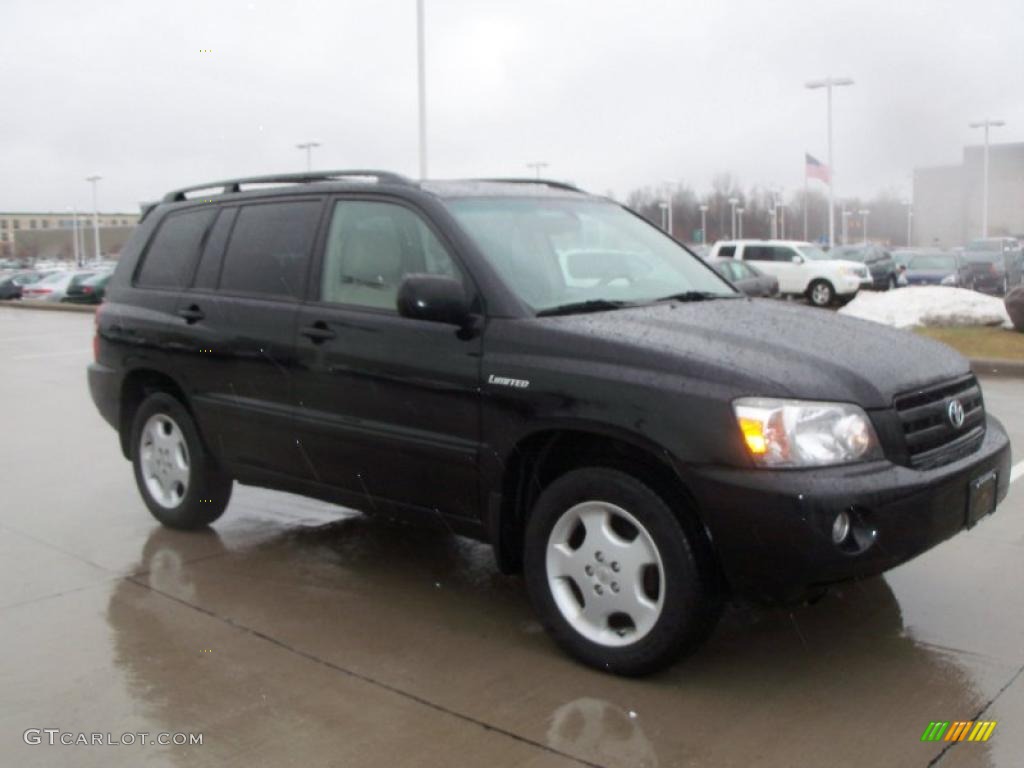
[[1, 308, 1022, 767]]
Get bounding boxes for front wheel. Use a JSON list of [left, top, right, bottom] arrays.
[[524, 468, 721, 676], [130, 392, 232, 529], [807, 279, 835, 307]]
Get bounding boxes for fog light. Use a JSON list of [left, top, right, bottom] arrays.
[[832, 511, 851, 545]]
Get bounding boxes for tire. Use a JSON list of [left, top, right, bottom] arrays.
[[130, 392, 232, 529], [807, 279, 835, 307], [523, 468, 721, 676]]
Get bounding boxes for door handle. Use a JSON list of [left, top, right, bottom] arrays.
[[178, 305, 204, 324], [300, 322, 336, 343]]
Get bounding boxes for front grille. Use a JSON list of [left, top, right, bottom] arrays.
[[893, 375, 985, 469]]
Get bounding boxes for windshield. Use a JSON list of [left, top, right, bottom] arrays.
[[967, 239, 1011, 252], [908, 254, 957, 270], [445, 198, 735, 312], [962, 251, 1001, 264], [797, 245, 831, 261]]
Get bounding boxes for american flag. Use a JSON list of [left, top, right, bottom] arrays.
[[805, 153, 830, 183]]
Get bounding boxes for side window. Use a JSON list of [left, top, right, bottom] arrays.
[[731, 261, 752, 279], [319, 200, 461, 311], [219, 200, 322, 298], [136, 208, 218, 289], [717, 245, 736, 258], [744, 246, 770, 261], [769, 247, 797, 262], [192, 208, 237, 291]]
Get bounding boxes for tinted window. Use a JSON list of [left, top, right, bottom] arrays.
[[320, 200, 461, 310], [219, 201, 322, 298], [136, 208, 217, 289], [717, 245, 736, 258], [192, 207, 237, 291], [744, 245, 777, 261]]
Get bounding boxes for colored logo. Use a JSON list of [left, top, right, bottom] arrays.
[[947, 398, 966, 429], [921, 721, 997, 742]]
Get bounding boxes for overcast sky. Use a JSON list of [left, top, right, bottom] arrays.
[[1, 0, 1021, 213]]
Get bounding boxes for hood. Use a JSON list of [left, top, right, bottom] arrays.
[[544, 299, 969, 408]]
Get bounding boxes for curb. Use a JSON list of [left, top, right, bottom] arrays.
[[969, 357, 1024, 378], [0, 300, 96, 314]]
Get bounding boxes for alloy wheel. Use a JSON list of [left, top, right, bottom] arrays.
[[139, 413, 191, 508]]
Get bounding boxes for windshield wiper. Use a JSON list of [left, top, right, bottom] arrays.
[[655, 291, 740, 303], [536, 299, 634, 317]]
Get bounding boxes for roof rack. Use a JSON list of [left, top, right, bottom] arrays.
[[470, 178, 586, 194], [162, 170, 411, 203]]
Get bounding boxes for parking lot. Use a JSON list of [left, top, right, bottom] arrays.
[[2, 306, 1022, 768]]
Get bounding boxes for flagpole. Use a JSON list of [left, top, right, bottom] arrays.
[[803, 161, 808, 241]]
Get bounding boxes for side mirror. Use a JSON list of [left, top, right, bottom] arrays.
[[397, 274, 471, 326], [791, 254, 805, 264]]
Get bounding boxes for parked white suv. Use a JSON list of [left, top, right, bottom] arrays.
[[708, 240, 867, 307]]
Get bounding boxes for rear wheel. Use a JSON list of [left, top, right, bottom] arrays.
[[524, 468, 721, 676], [807, 279, 835, 307], [130, 392, 231, 529]]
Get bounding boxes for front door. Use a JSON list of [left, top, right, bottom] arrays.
[[292, 197, 482, 519]]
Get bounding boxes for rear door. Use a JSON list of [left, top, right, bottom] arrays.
[[743, 245, 802, 293], [292, 196, 482, 519], [176, 197, 325, 478]]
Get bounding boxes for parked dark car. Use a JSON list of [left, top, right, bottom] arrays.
[[830, 244, 897, 289], [962, 239, 1024, 295], [709, 257, 779, 297], [903, 251, 964, 287], [87, 171, 1012, 676], [0, 270, 46, 300], [63, 270, 114, 304]]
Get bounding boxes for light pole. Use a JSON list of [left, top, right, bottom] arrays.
[[417, 0, 428, 179], [85, 175, 102, 261], [805, 76, 854, 248], [526, 161, 549, 179], [658, 202, 669, 232], [778, 200, 786, 239], [728, 196, 739, 239], [905, 202, 913, 247], [296, 142, 320, 172], [968, 118, 1005, 238], [699, 204, 709, 244], [841, 207, 851, 246], [737, 207, 745, 239], [858, 209, 870, 244], [68, 207, 79, 266], [661, 181, 677, 238]]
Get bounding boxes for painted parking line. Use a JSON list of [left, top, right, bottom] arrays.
[[1011, 461, 1024, 485]]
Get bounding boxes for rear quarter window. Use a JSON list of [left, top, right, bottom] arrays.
[[136, 208, 218, 289]]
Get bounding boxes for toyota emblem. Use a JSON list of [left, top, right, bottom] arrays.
[[947, 399, 965, 429]]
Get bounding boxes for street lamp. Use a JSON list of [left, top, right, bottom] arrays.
[[85, 175, 102, 261], [968, 118, 1005, 238], [698, 204, 709, 244], [905, 201, 914, 247], [417, 0, 428, 179], [296, 142, 321, 172], [841, 207, 851, 246], [661, 179, 679, 238], [805, 76, 854, 247], [777, 199, 786, 239], [737, 207, 745, 239], [658, 201, 669, 232], [526, 161, 549, 179], [67, 207, 79, 266], [728, 196, 739, 239], [858, 209, 870, 244]]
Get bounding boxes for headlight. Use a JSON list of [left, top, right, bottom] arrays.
[[733, 398, 883, 467], [940, 274, 958, 286]]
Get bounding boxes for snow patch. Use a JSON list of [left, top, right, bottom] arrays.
[[838, 287, 1013, 329]]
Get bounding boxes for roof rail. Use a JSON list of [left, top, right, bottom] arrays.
[[470, 177, 587, 194], [162, 170, 411, 203]]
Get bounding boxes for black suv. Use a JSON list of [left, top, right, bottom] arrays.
[[88, 171, 1012, 675]]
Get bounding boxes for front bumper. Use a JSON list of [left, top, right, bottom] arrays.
[[686, 415, 1012, 602], [835, 276, 863, 295]]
